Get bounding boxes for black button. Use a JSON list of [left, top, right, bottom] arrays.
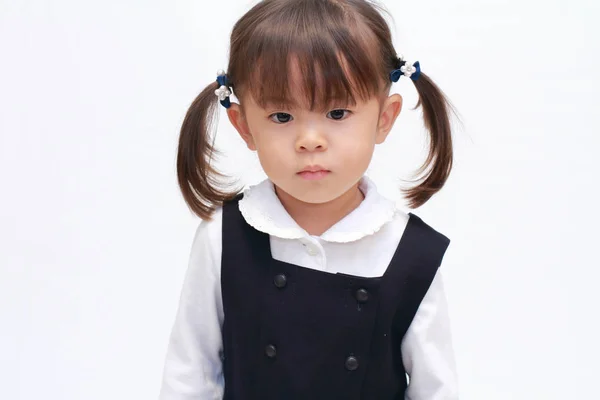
[[345, 355, 359, 371], [355, 288, 369, 303], [265, 344, 277, 358], [274, 274, 287, 288]]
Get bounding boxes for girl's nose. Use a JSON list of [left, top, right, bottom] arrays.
[[295, 130, 328, 152]]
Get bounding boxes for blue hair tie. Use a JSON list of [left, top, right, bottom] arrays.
[[389, 59, 421, 83], [215, 69, 232, 108]]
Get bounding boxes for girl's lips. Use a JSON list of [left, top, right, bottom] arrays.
[[297, 170, 330, 180]]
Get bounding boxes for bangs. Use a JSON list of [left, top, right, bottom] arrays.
[[230, 0, 385, 112]]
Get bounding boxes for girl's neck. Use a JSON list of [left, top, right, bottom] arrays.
[[274, 183, 365, 236]]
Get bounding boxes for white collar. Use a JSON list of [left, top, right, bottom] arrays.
[[238, 176, 398, 243]]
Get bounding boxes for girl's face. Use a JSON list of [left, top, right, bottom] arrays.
[[227, 70, 402, 205]]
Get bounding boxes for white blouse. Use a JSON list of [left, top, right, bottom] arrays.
[[159, 176, 458, 400]]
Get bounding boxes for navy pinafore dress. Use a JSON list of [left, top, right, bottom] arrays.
[[220, 195, 450, 400]]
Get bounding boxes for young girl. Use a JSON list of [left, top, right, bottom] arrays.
[[160, 0, 458, 399]]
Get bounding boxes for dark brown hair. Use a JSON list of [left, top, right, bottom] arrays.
[[177, 0, 455, 219]]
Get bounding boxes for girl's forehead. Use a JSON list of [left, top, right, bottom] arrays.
[[286, 57, 327, 91], [244, 55, 373, 111]]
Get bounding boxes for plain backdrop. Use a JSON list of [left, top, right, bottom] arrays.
[[1, 0, 599, 398]]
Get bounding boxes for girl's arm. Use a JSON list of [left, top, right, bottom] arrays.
[[159, 209, 224, 400], [401, 270, 459, 399]]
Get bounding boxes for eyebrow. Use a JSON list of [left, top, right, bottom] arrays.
[[263, 98, 300, 110], [262, 98, 358, 112]]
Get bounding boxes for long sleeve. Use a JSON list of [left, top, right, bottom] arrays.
[[159, 208, 224, 400], [401, 269, 459, 400]]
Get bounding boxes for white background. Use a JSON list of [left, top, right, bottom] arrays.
[[1, 0, 599, 398]]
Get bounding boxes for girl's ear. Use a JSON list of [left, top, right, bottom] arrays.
[[376, 94, 403, 144], [226, 103, 256, 150]]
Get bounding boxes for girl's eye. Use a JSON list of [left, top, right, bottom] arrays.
[[268, 109, 352, 124], [328, 109, 351, 120], [269, 112, 293, 124]]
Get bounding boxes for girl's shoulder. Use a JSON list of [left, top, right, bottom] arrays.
[[381, 206, 450, 247], [190, 206, 224, 255]]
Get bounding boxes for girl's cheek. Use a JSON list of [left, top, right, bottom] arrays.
[[340, 138, 373, 154]]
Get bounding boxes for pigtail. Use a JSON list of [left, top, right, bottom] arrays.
[[405, 72, 455, 208], [176, 81, 238, 220]]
